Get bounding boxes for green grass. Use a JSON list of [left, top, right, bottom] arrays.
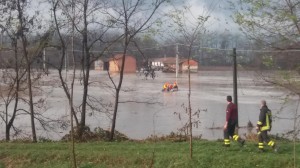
[[0, 140, 299, 168]]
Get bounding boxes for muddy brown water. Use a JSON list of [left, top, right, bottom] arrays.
[[0, 70, 298, 140]]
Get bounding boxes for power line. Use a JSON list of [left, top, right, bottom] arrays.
[[8, 43, 300, 54]]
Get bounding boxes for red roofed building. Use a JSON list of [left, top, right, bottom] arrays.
[[151, 57, 198, 72], [181, 59, 198, 72], [109, 54, 136, 73]]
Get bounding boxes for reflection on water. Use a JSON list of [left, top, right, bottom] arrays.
[[97, 71, 297, 140], [0, 71, 298, 140]]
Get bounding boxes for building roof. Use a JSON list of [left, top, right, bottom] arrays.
[[151, 57, 197, 64], [110, 54, 135, 61]]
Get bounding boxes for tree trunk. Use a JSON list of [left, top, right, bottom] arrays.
[[188, 48, 192, 159], [5, 105, 8, 141], [17, 0, 37, 142], [6, 72, 19, 141], [110, 89, 120, 140], [78, 0, 90, 139], [80, 70, 89, 137], [4, 22, 20, 142], [5, 125, 10, 141], [293, 95, 300, 168], [6, 91, 19, 141], [53, 0, 77, 166], [109, 50, 128, 141], [70, 5, 77, 165], [27, 63, 37, 142], [57, 71, 79, 126]]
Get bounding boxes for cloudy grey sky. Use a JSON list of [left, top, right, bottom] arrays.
[[28, 0, 240, 35], [158, 0, 240, 34], [187, 0, 239, 33]]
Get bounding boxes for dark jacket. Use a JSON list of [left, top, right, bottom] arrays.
[[257, 105, 272, 131], [226, 102, 238, 125]]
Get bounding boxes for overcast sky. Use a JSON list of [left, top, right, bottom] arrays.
[[183, 0, 240, 33], [28, 0, 240, 35]]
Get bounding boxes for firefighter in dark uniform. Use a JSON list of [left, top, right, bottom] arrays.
[[256, 100, 277, 152], [223, 96, 245, 146]]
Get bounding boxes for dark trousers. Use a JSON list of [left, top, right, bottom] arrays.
[[224, 123, 245, 146], [224, 122, 236, 139], [224, 122, 243, 146], [258, 131, 275, 149]]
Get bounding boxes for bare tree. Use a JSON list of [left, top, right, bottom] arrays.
[[16, 0, 36, 142], [15, 0, 53, 142], [0, 0, 54, 141], [0, 1, 25, 141], [103, 0, 166, 141], [51, 0, 79, 127], [50, 0, 78, 167], [166, 1, 216, 158], [0, 49, 26, 141], [60, 0, 122, 139], [0, 45, 28, 141], [44, 0, 124, 144]]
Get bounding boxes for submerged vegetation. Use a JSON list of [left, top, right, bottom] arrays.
[[61, 127, 129, 142]]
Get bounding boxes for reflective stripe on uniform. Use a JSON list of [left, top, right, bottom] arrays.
[[257, 131, 261, 135], [224, 139, 230, 145], [257, 121, 262, 125], [261, 126, 269, 131], [258, 142, 264, 149], [261, 114, 270, 131], [268, 141, 275, 147], [233, 135, 239, 141]]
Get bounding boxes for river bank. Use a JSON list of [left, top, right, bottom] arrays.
[[0, 139, 299, 168]]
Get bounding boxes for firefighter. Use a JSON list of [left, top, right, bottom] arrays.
[[162, 82, 169, 92], [223, 96, 245, 147], [256, 100, 277, 152], [173, 82, 178, 91], [168, 83, 173, 90]]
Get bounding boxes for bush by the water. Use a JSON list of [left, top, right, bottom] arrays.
[[61, 126, 129, 141], [145, 131, 202, 142]]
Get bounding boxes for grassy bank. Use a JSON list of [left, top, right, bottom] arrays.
[[0, 140, 299, 168]]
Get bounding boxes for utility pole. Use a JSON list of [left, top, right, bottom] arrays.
[[233, 48, 238, 126], [0, 30, 3, 59], [175, 43, 179, 83], [1, 30, 3, 48], [65, 50, 68, 80], [43, 48, 46, 72]]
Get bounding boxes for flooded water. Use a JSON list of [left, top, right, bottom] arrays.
[[0, 70, 298, 140]]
